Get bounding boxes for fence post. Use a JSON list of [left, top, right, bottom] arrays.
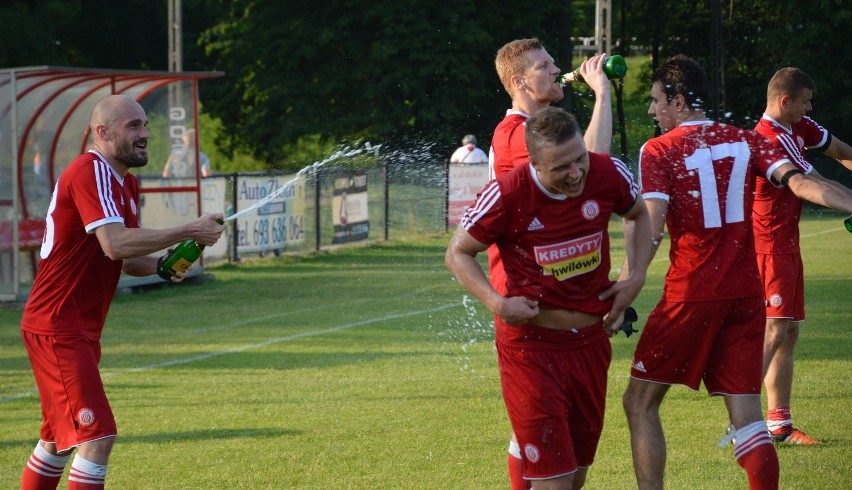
[[444, 159, 450, 233], [230, 173, 240, 262], [383, 159, 389, 241], [314, 166, 321, 252]]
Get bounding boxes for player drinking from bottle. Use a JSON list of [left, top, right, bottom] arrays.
[[621, 55, 852, 490]]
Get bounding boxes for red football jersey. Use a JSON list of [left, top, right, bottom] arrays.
[[21, 151, 141, 341], [463, 154, 638, 316], [486, 110, 531, 295], [752, 115, 830, 254], [639, 121, 789, 301], [488, 110, 530, 180]]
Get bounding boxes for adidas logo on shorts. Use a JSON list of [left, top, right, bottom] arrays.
[[633, 360, 646, 372]]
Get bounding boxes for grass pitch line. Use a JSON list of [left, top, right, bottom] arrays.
[[191, 285, 446, 334], [0, 302, 462, 403]]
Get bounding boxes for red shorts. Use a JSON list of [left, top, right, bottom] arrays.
[[630, 298, 764, 394], [21, 331, 117, 451], [496, 323, 611, 480], [756, 252, 805, 321]]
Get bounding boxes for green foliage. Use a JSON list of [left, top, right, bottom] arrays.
[[199, 0, 570, 162], [0, 1, 82, 66]]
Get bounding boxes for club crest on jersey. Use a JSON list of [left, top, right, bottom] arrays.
[[768, 294, 783, 308], [581, 200, 600, 220], [78, 408, 96, 427], [524, 444, 540, 463], [130, 198, 137, 216]]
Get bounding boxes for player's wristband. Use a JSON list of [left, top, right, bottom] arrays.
[[779, 168, 803, 187]]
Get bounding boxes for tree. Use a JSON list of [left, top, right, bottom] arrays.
[[199, 0, 573, 166]]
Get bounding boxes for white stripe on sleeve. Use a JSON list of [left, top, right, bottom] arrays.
[[461, 181, 501, 231]]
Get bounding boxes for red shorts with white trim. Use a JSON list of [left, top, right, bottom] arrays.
[[756, 252, 805, 321], [21, 331, 117, 451], [630, 297, 764, 394], [496, 322, 611, 479]]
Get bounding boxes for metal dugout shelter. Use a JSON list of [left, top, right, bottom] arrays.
[[0, 66, 223, 301]]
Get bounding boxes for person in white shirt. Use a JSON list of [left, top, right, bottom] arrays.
[[450, 134, 488, 164]]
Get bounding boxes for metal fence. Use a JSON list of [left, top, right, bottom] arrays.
[[186, 157, 449, 264]]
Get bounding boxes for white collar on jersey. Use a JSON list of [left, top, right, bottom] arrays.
[[529, 162, 568, 200], [761, 114, 793, 134], [88, 149, 125, 185], [678, 119, 714, 127], [505, 109, 531, 118]]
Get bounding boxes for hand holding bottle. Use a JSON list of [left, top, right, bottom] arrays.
[[557, 53, 627, 85], [157, 214, 225, 281]]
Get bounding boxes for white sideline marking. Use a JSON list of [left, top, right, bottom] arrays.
[[1, 302, 462, 403], [192, 285, 444, 334]]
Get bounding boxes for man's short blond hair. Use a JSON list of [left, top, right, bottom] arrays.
[[495, 38, 544, 95], [767, 67, 816, 102]]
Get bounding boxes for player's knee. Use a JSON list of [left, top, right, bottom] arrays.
[[76, 436, 115, 465], [785, 323, 800, 343], [622, 387, 644, 419], [764, 318, 790, 347]]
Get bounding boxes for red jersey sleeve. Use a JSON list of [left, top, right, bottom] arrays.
[[797, 116, 830, 151]]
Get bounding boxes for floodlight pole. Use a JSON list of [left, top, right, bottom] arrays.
[[168, 0, 183, 73], [709, 0, 725, 120], [168, 0, 183, 110], [595, 0, 611, 55]]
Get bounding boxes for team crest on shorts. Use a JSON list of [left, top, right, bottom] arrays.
[[524, 444, 540, 463], [581, 200, 600, 220], [769, 294, 783, 308], [78, 408, 95, 427]]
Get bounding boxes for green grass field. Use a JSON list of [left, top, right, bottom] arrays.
[[1, 212, 850, 489]]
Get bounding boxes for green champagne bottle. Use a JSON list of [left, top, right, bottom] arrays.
[[157, 239, 205, 280], [845, 215, 852, 233], [156, 219, 223, 280], [557, 54, 628, 85]]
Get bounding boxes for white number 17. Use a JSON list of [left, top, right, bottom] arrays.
[[684, 141, 750, 228]]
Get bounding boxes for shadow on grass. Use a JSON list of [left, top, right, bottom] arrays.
[[0, 428, 301, 450], [121, 427, 301, 444], [102, 349, 437, 373]]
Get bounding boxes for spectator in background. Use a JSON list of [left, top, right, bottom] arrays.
[[163, 128, 211, 178], [753, 67, 852, 445], [450, 134, 488, 164]]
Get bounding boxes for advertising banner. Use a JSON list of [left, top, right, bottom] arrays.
[[331, 171, 369, 244], [448, 163, 489, 225], [235, 174, 306, 253]]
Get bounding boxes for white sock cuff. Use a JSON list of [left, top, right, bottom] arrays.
[[508, 440, 522, 459], [733, 420, 771, 459], [33, 442, 71, 468], [71, 454, 108, 478], [735, 420, 769, 442]]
